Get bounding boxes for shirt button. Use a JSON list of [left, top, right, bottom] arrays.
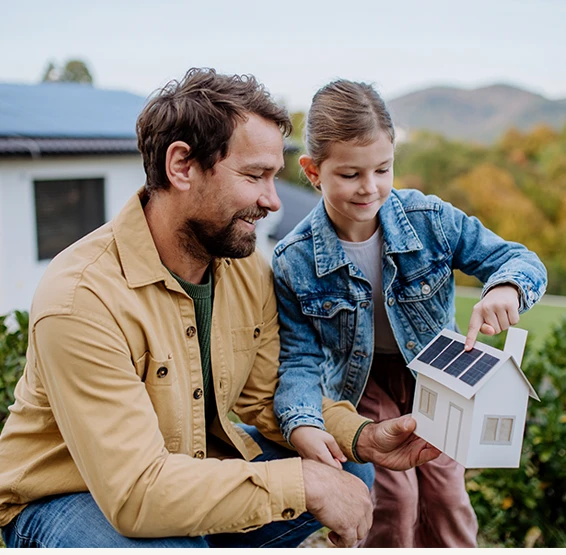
[[156, 366, 168, 378], [281, 508, 295, 519], [253, 327, 261, 339], [421, 283, 431, 295], [322, 301, 332, 310], [193, 388, 203, 400], [388, 297, 395, 306], [406, 341, 416, 350], [360, 301, 370, 308], [186, 326, 197, 338], [194, 450, 205, 459]]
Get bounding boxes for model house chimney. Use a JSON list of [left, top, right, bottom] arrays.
[[504, 327, 528, 365]]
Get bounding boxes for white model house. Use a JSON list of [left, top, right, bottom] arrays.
[[409, 327, 539, 468]]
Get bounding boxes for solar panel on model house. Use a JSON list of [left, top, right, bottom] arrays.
[[415, 336, 501, 386]]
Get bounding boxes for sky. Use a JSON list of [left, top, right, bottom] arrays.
[[1, 0, 564, 111]]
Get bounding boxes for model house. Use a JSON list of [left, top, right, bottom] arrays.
[[409, 327, 539, 468]]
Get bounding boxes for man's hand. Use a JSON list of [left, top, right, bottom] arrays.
[[290, 426, 346, 469], [354, 416, 441, 470], [465, 284, 520, 350], [302, 459, 373, 548]]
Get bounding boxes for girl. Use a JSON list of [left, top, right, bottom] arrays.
[[271, 79, 547, 547]]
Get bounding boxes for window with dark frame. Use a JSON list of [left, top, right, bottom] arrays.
[[34, 178, 105, 261]]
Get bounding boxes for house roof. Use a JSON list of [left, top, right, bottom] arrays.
[[408, 328, 539, 401], [0, 82, 147, 138], [0, 137, 139, 156]]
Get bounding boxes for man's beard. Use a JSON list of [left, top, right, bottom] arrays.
[[178, 206, 268, 263]]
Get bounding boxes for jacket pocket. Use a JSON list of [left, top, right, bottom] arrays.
[[396, 263, 452, 334], [135, 352, 182, 451], [299, 296, 357, 352]]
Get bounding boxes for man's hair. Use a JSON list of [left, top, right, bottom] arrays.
[[136, 68, 292, 193]]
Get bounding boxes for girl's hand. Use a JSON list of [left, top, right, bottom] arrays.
[[465, 284, 520, 350], [290, 426, 347, 469]]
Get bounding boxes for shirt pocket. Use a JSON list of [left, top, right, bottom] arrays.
[[135, 352, 182, 452], [299, 296, 357, 352], [227, 324, 264, 400], [396, 263, 452, 334]]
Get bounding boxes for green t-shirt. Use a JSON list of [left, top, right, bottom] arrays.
[[168, 267, 217, 425]]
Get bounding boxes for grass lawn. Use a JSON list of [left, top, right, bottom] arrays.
[[455, 287, 566, 350]]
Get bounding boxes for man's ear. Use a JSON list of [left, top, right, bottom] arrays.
[[299, 155, 321, 190], [165, 141, 194, 192]]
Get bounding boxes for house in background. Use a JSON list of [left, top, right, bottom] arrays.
[[409, 327, 539, 468], [0, 82, 315, 314], [0, 82, 148, 314]]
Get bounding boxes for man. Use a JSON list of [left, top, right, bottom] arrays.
[[0, 68, 439, 548]]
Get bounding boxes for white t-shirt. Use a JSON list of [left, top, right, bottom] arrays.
[[339, 227, 400, 354]]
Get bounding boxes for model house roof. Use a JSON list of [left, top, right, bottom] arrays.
[[408, 328, 539, 401]]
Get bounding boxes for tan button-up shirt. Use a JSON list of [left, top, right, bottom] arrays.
[[0, 192, 370, 537]]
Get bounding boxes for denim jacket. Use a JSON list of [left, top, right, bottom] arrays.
[[272, 188, 547, 442]]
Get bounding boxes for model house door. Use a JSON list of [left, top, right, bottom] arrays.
[[444, 403, 463, 459]]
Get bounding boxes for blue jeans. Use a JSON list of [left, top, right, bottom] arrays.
[[2, 425, 374, 548]]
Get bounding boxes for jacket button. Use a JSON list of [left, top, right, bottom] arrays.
[[322, 301, 332, 310], [406, 341, 416, 350], [387, 297, 395, 306], [354, 350, 368, 358], [253, 327, 261, 339], [156, 366, 168, 378], [360, 301, 370, 308], [281, 508, 295, 519], [193, 388, 203, 399], [186, 326, 196, 338], [421, 283, 431, 295], [194, 450, 205, 459]]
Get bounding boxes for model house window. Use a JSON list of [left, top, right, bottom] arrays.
[[418, 386, 437, 420], [481, 416, 515, 444], [34, 178, 105, 260]]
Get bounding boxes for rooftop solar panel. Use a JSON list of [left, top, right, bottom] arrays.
[[459, 353, 500, 386], [430, 341, 465, 370], [443, 348, 482, 377], [416, 335, 452, 364]]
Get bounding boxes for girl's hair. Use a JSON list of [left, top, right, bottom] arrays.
[[305, 79, 395, 165]]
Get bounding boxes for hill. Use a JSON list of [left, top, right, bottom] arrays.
[[388, 84, 566, 143]]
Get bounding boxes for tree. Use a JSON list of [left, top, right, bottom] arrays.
[[41, 59, 93, 85]]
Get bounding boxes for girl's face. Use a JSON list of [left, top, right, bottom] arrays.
[[300, 132, 394, 242]]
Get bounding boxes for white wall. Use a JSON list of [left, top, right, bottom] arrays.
[[467, 363, 530, 468], [0, 155, 145, 314], [412, 375, 474, 466]]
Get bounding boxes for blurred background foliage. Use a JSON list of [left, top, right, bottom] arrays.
[[285, 119, 566, 296]]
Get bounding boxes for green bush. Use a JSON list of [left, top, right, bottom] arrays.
[[466, 317, 566, 547], [0, 311, 29, 430]]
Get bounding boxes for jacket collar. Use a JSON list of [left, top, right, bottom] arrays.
[[113, 189, 226, 289], [310, 190, 423, 277]]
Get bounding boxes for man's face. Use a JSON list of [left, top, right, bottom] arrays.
[[179, 114, 284, 260]]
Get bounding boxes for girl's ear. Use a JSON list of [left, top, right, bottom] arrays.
[[165, 141, 194, 192], [299, 155, 322, 190]]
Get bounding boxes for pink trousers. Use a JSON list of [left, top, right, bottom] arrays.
[[357, 354, 478, 548]]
